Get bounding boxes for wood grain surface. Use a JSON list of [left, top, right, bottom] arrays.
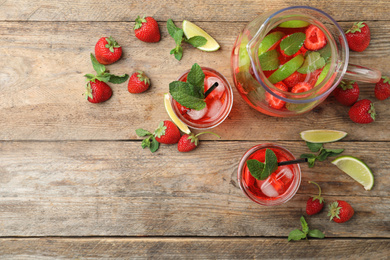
[[0, 0, 389, 259]]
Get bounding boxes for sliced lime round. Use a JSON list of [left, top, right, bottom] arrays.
[[268, 54, 304, 84], [300, 129, 347, 143], [315, 63, 331, 87], [182, 20, 220, 52], [258, 31, 285, 56], [279, 20, 310, 28], [332, 155, 374, 190], [164, 93, 191, 134]]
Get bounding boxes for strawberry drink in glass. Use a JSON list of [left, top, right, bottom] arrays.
[[237, 143, 301, 206], [170, 66, 233, 130]]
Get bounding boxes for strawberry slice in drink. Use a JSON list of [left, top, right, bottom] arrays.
[[266, 82, 288, 109], [304, 25, 327, 51]]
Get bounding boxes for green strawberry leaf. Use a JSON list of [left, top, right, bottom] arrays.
[[259, 49, 280, 71], [169, 81, 206, 110], [300, 216, 309, 235], [246, 159, 265, 180], [306, 142, 323, 152], [280, 32, 306, 56], [308, 229, 325, 239], [288, 229, 307, 241], [297, 52, 325, 74], [187, 63, 205, 89], [109, 74, 129, 84], [186, 36, 207, 47], [90, 53, 106, 75], [136, 129, 152, 137]]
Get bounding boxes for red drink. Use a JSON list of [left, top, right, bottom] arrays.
[[238, 144, 301, 206], [171, 67, 233, 130]]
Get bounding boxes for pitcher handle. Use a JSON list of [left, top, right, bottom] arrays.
[[343, 63, 382, 83]]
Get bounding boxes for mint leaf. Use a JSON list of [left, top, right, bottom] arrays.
[[90, 53, 106, 75], [324, 148, 344, 157], [261, 149, 278, 180], [300, 154, 316, 167], [169, 81, 206, 110], [297, 52, 325, 74], [170, 46, 183, 61], [300, 216, 309, 235], [136, 129, 152, 137], [246, 159, 265, 180], [109, 74, 129, 84], [95, 73, 111, 83], [150, 137, 160, 153], [308, 229, 325, 239], [288, 229, 306, 241], [307, 157, 316, 168], [259, 49, 280, 71], [186, 36, 207, 47], [167, 19, 180, 38], [141, 138, 150, 149], [187, 63, 205, 89], [306, 142, 323, 152], [173, 29, 184, 46], [317, 43, 331, 62], [280, 32, 306, 56]]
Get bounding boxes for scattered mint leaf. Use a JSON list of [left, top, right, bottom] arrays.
[[308, 157, 316, 168], [323, 148, 344, 157], [306, 142, 323, 152], [288, 216, 325, 242], [85, 53, 129, 84], [187, 63, 205, 89], [297, 52, 325, 74], [109, 74, 129, 84], [308, 229, 325, 239], [280, 32, 306, 56], [259, 49, 280, 71], [167, 19, 181, 38], [246, 159, 265, 180], [141, 138, 150, 149], [90, 53, 106, 75], [150, 137, 160, 153], [288, 229, 306, 241], [173, 29, 184, 46], [136, 129, 152, 137], [186, 36, 207, 48], [300, 216, 309, 235], [136, 128, 159, 153]]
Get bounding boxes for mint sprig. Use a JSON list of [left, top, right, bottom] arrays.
[[85, 54, 129, 84], [259, 49, 280, 71], [246, 148, 278, 180], [169, 63, 206, 110], [288, 216, 325, 241], [135, 128, 159, 153], [167, 19, 207, 61], [300, 142, 344, 167], [280, 32, 306, 56], [297, 52, 325, 74]]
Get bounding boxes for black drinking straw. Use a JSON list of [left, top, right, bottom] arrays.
[[204, 82, 219, 98], [277, 157, 308, 166]]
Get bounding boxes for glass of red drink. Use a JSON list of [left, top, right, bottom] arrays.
[[237, 143, 301, 206], [170, 67, 233, 130]]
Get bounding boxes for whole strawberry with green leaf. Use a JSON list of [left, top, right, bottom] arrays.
[[306, 181, 324, 215], [178, 132, 220, 152], [375, 76, 390, 100], [95, 36, 122, 65], [84, 54, 129, 103], [348, 99, 376, 124], [153, 121, 181, 144], [333, 80, 360, 106], [134, 15, 161, 43], [328, 200, 354, 223], [345, 22, 370, 52], [128, 71, 151, 94]]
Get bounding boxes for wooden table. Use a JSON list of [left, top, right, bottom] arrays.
[[1, 0, 389, 259]]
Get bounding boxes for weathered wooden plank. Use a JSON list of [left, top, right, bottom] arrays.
[[0, 141, 388, 237], [1, 0, 390, 22], [0, 238, 389, 259], [0, 21, 389, 141]]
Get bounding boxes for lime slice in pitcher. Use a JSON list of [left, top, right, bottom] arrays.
[[182, 20, 220, 52], [268, 54, 304, 83], [258, 31, 285, 56], [279, 20, 310, 28]]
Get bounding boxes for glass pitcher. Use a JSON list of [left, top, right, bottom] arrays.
[[231, 6, 381, 117]]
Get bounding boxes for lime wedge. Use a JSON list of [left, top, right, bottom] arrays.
[[332, 156, 374, 190], [279, 20, 310, 28], [164, 93, 191, 134], [258, 31, 285, 56], [315, 63, 331, 87], [300, 129, 347, 143], [182, 20, 220, 52], [268, 54, 304, 84]]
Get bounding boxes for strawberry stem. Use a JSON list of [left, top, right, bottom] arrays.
[[204, 82, 219, 98], [308, 181, 322, 197]]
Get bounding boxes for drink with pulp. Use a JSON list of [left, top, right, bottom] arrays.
[[238, 144, 301, 206]]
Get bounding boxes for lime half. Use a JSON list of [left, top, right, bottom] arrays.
[[164, 93, 191, 134], [332, 156, 374, 190], [279, 20, 310, 28], [182, 20, 220, 52], [300, 129, 347, 143]]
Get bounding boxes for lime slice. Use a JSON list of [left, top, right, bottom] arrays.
[[315, 63, 331, 87], [332, 156, 374, 190], [182, 20, 220, 52], [164, 93, 191, 134], [279, 20, 310, 28], [300, 129, 347, 143], [268, 54, 304, 83], [258, 31, 285, 56]]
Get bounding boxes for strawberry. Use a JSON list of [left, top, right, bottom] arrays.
[[283, 71, 305, 89], [291, 82, 313, 93], [94, 36, 122, 65], [304, 25, 327, 51], [84, 80, 113, 103], [134, 15, 161, 43], [154, 121, 181, 144], [345, 22, 370, 52], [128, 71, 151, 94], [265, 82, 288, 109], [375, 76, 390, 100], [333, 80, 360, 106], [348, 99, 376, 124], [177, 132, 220, 152], [306, 181, 324, 215], [328, 200, 354, 223]]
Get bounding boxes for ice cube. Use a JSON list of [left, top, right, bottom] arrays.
[[206, 99, 223, 120], [206, 77, 225, 99], [260, 174, 285, 198], [187, 107, 207, 120], [276, 166, 293, 185]]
